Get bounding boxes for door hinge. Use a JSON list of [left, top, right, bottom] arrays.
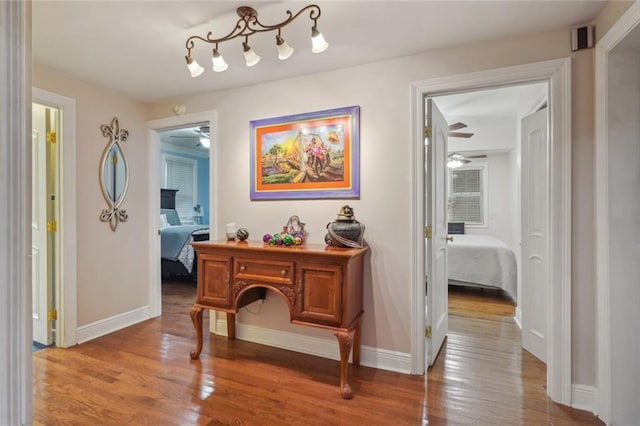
[[46, 220, 57, 233], [424, 226, 432, 239], [425, 326, 431, 338], [424, 126, 432, 138], [47, 309, 58, 321], [46, 132, 57, 144]]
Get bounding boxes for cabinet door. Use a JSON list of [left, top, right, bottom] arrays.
[[294, 264, 342, 326], [197, 254, 232, 308]]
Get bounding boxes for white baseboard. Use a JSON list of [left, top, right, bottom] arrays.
[[215, 318, 412, 374], [76, 306, 150, 344], [572, 384, 597, 414], [514, 307, 522, 329]]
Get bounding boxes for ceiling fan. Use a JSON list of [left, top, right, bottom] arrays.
[[170, 125, 210, 148], [447, 152, 487, 168], [448, 122, 474, 138]]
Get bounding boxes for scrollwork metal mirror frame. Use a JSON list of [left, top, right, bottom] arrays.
[[99, 117, 129, 231]]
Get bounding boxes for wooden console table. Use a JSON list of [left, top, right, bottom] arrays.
[[190, 240, 368, 399]]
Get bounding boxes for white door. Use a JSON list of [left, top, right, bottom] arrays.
[[425, 98, 449, 366], [521, 107, 548, 363], [31, 103, 53, 345]]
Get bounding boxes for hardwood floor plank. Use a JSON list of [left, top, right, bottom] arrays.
[[32, 281, 601, 425]]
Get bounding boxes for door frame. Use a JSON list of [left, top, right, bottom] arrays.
[[32, 88, 78, 349], [146, 110, 218, 317], [410, 58, 572, 405], [595, 2, 640, 423]]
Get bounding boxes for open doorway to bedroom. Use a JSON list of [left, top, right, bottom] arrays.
[[146, 111, 217, 319], [426, 80, 551, 384], [158, 125, 211, 310]]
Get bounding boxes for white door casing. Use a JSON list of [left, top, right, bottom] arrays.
[[521, 107, 549, 363], [425, 99, 449, 366], [31, 104, 52, 345]]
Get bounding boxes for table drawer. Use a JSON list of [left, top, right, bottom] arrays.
[[234, 258, 294, 285]]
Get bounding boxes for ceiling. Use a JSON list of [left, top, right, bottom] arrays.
[[32, 1, 607, 103]]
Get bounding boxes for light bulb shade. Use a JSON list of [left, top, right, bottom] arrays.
[[447, 159, 463, 169], [276, 39, 294, 60], [311, 27, 329, 53], [243, 44, 261, 67], [211, 50, 228, 72], [200, 137, 210, 148], [185, 56, 204, 77]]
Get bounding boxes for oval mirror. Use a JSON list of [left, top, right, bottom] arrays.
[[99, 117, 129, 231]]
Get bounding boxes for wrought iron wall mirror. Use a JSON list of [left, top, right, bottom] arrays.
[[99, 117, 129, 231]]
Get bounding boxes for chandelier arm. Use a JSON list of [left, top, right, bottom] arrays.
[[187, 4, 321, 49]]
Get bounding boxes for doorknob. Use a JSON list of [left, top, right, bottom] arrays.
[[446, 236, 454, 242], [425, 226, 432, 239]]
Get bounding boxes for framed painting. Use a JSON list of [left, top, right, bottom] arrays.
[[250, 105, 360, 200]]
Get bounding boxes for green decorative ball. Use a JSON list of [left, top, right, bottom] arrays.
[[283, 235, 294, 246]]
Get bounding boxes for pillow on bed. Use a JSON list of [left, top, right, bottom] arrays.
[[160, 208, 181, 226]]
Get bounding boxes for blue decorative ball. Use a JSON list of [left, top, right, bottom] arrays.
[[237, 228, 249, 241]]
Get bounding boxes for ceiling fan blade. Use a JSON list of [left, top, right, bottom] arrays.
[[448, 132, 474, 138], [466, 154, 487, 159], [448, 122, 467, 131], [171, 135, 197, 138]]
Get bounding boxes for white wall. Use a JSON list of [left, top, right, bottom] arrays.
[[607, 46, 640, 425], [149, 28, 597, 383], [448, 115, 517, 153]]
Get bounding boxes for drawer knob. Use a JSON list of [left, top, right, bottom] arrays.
[[240, 265, 246, 272], [281, 269, 287, 276]]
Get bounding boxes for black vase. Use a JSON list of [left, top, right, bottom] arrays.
[[325, 219, 365, 248]]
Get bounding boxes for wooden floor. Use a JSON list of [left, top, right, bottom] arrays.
[[32, 282, 602, 425]]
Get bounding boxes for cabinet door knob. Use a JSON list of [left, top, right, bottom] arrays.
[[281, 269, 287, 276], [240, 265, 246, 272]]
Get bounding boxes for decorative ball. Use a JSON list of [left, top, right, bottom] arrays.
[[294, 236, 302, 245], [283, 235, 294, 246], [276, 237, 284, 246], [262, 233, 272, 243], [237, 228, 249, 241]]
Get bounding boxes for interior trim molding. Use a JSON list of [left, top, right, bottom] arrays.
[[409, 57, 572, 405], [571, 384, 597, 415], [76, 306, 150, 344], [0, 1, 31, 423], [594, 2, 640, 424], [216, 319, 413, 374], [146, 111, 218, 318], [32, 88, 78, 349]]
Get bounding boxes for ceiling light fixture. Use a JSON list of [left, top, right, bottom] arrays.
[[184, 4, 328, 76]]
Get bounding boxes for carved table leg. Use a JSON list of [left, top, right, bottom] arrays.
[[353, 318, 362, 367], [334, 329, 356, 399], [190, 305, 204, 359], [227, 313, 236, 340]]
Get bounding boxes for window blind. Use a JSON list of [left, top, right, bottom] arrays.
[[449, 168, 483, 224], [164, 156, 197, 220]]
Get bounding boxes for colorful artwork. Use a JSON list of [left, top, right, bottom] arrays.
[[250, 106, 360, 200]]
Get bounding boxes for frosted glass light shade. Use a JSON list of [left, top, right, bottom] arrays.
[[447, 159, 463, 169], [200, 137, 210, 148], [311, 27, 329, 53], [277, 39, 294, 60], [243, 46, 261, 67], [186, 57, 205, 77], [212, 50, 228, 72]]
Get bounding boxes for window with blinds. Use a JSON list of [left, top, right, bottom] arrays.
[[449, 167, 485, 225], [162, 154, 197, 221]]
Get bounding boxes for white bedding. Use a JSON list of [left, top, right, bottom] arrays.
[[447, 234, 517, 300]]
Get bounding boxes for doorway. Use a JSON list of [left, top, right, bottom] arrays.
[[411, 58, 572, 405], [431, 82, 548, 364], [31, 88, 78, 349], [146, 111, 217, 318]]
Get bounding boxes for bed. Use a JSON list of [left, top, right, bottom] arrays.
[[447, 234, 517, 301], [160, 189, 209, 280]]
